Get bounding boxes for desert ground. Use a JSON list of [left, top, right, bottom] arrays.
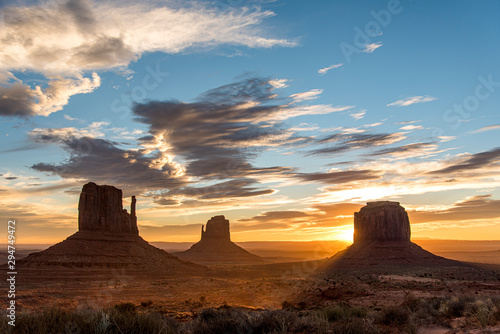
[[2, 240, 500, 333]]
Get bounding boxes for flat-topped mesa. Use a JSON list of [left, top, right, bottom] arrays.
[[201, 215, 230, 241], [78, 182, 138, 235], [353, 201, 410, 244]]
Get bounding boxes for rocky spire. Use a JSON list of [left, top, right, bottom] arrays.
[[78, 182, 139, 235], [353, 201, 410, 243]]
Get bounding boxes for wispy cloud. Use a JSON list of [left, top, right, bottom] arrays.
[[429, 147, 500, 175], [64, 114, 78, 121], [290, 89, 323, 102], [387, 95, 437, 107], [318, 63, 343, 75], [400, 124, 423, 131], [470, 124, 500, 133], [362, 42, 383, 53], [349, 110, 366, 120], [268, 79, 289, 89], [409, 195, 500, 223], [370, 142, 439, 158], [310, 132, 406, 155]]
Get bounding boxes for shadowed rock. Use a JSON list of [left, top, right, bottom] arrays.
[[78, 182, 138, 234], [175, 215, 264, 265], [201, 215, 230, 241], [354, 201, 410, 243], [320, 201, 463, 270], [16, 182, 205, 273]]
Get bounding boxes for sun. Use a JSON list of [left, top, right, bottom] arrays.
[[336, 227, 354, 243]]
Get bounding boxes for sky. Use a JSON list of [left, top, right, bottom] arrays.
[[1, 0, 499, 244]]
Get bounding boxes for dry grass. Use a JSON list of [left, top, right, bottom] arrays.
[[1, 296, 500, 333]]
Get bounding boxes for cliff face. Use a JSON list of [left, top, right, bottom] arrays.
[[201, 215, 230, 241], [353, 201, 410, 244], [78, 182, 138, 234]]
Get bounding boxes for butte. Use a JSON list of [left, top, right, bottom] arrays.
[[319, 201, 463, 270], [174, 215, 264, 265], [16, 182, 204, 274]]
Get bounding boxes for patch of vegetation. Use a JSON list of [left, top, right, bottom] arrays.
[[2, 296, 500, 333]]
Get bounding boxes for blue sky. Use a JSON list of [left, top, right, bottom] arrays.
[[1, 0, 500, 243]]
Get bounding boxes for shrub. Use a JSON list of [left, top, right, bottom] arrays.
[[319, 304, 367, 322], [332, 318, 380, 334], [114, 302, 136, 314], [465, 299, 497, 328], [378, 306, 411, 326], [438, 296, 473, 318]]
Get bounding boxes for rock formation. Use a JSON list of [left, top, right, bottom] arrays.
[[354, 201, 410, 243], [78, 182, 138, 234], [320, 201, 462, 270], [175, 215, 264, 264], [201, 215, 231, 241], [17, 182, 204, 274]]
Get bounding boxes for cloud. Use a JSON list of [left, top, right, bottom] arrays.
[[400, 125, 423, 131], [387, 95, 437, 107], [429, 147, 500, 175], [395, 120, 421, 125], [290, 89, 323, 102], [409, 195, 500, 223], [0, 71, 101, 118], [268, 79, 289, 89], [30, 132, 187, 195], [318, 63, 343, 75], [238, 210, 310, 223], [470, 124, 500, 133], [297, 170, 381, 185], [438, 136, 456, 142], [133, 77, 349, 182], [310, 132, 406, 155], [64, 114, 78, 121], [237, 203, 364, 230], [349, 110, 366, 120], [152, 178, 276, 206], [30, 77, 346, 200], [363, 42, 382, 53], [370, 142, 439, 158], [0, 0, 295, 117]]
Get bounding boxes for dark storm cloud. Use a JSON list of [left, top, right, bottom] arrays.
[[409, 195, 500, 223], [152, 178, 276, 206], [30, 134, 186, 195], [297, 170, 381, 184], [309, 133, 405, 155], [429, 147, 500, 174]]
